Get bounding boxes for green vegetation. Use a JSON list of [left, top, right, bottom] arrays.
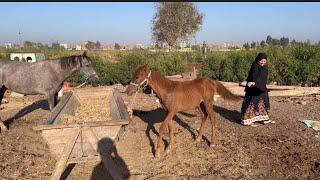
[[67, 51, 188, 86], [199, 44, 320, 86], [1, 42, 319, 87]]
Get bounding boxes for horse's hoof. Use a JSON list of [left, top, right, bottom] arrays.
[[165, 148, 171, 154], [0, 126, 8, 132], [155, 151, 161, 158], [0, 122, 8, 132], [195, 137, 201, 142], [210, 144, 215, 148]]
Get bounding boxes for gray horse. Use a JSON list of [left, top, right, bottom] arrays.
[[0, 51, 99, 131]]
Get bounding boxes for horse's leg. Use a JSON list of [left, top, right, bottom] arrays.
[[54, 92, 58, 106], [165, 118, 174, 154], [155, 111, 174, 158], [48, 93, 55, 111], [195, 102, 208, 142], [0, 85, 7, 104], [0, 86, 8, 131], [204, 98, 217, 147]]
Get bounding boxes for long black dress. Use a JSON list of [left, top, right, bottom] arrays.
[[241, 53, 270, 125]]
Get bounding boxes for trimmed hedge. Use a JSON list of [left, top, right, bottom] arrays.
[[3, 45, 319, 86], [67, 51, 188, 85], [198, 45, 320, 86]]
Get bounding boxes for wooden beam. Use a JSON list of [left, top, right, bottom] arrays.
[[110, 89, 131, 144], [44, 91, 76, 125], [33, 120, 129, 131], [50, 128, 80, 180], [67, 155, 101, 164]]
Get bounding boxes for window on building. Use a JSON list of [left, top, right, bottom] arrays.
[[27, 57, 32, 62]]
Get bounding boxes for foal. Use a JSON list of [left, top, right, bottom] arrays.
[[126, 65, 241, 157]]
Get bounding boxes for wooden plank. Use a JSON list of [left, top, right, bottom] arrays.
[[43, 91, 73, 125], [69, 134, 98, 159], [34, 120, 129, 131], [85, 127, 125, 180], [43, 91, 80, 125], [46, 142, 97, 159], [68, 155, 101, 164], [41, 126, 120, 146], [109, 91, 122, 120], [53, 93, 80, 125], [92, 126, 120, 141], [111, 89, 131, 144], [50, 128, 80, 180]]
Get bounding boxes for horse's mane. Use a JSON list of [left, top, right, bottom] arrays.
[[150, 71, 176, 90], [60, 55, 81, 70]]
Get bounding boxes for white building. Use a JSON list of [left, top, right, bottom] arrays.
[[60, 43, 68, 49], [76, 44, 87, 51], [10, 52, 45, 63], [4, 43, 13, 49]]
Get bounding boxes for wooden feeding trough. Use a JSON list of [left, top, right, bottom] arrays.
[[33, 88, 131, 180]]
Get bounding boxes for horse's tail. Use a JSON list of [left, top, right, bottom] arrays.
[[212, 80, 242, 101]]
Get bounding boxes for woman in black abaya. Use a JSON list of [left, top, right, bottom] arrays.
[[241, 52, 274, 126]]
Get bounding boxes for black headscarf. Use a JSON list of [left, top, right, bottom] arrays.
[[245, 53, 268, 93]]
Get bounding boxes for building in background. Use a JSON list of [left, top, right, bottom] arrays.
[[59, 43, 68, 49], [102, 44, 115, 50], [75, 44, 87, 51], [4, 43, 13, 49], [10, 52, 45, 63]]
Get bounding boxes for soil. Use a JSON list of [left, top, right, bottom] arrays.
[[1, 85, 320, 180]]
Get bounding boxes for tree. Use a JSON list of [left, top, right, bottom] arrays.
[[202, 41, 208, 58], [95, 41, 101, 49], [23, 41, 36, 49], [250, 41, 256, 49], [152, 2, 204, 50], [36, 42, 44, 49], [85, 41, 96, 50], [191, 45, 200, 51], [260, 40, 266, 48], [243, 42, 250, 50], [305, 39, 311, 45], [51, 42, 61, 49], [280, 37, 289, 49], [114, 43, 121, 50], [266, 35, 273, 46], [272, 38, 280, 46]]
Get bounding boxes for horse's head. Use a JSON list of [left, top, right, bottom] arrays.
[[125, 64, 151, 96], [79, 51, 99, 87]]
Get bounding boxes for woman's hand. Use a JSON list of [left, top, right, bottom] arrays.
[[247, 82, 255, 87]]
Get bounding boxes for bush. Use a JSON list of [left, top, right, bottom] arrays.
[[199, 45, 320, 86], [16, 45, 319, 87], [67, 51, 188, 86]]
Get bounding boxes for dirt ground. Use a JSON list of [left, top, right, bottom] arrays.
[[1, 86, 320, 180]]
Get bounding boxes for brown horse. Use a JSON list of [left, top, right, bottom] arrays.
[[126, 65, 241, 157]]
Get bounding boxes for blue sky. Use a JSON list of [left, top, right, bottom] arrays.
[[0, 2, 320, 46]]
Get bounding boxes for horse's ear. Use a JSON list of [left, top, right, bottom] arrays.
[[83, 51, 87, 57], [142, 64, 148, 70]]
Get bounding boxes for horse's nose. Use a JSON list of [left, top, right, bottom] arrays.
[[89, 74, 99, 87]]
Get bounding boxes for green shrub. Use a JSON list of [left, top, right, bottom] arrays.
[[199, 45, 320, 86], [23, 45, 320, 87]]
